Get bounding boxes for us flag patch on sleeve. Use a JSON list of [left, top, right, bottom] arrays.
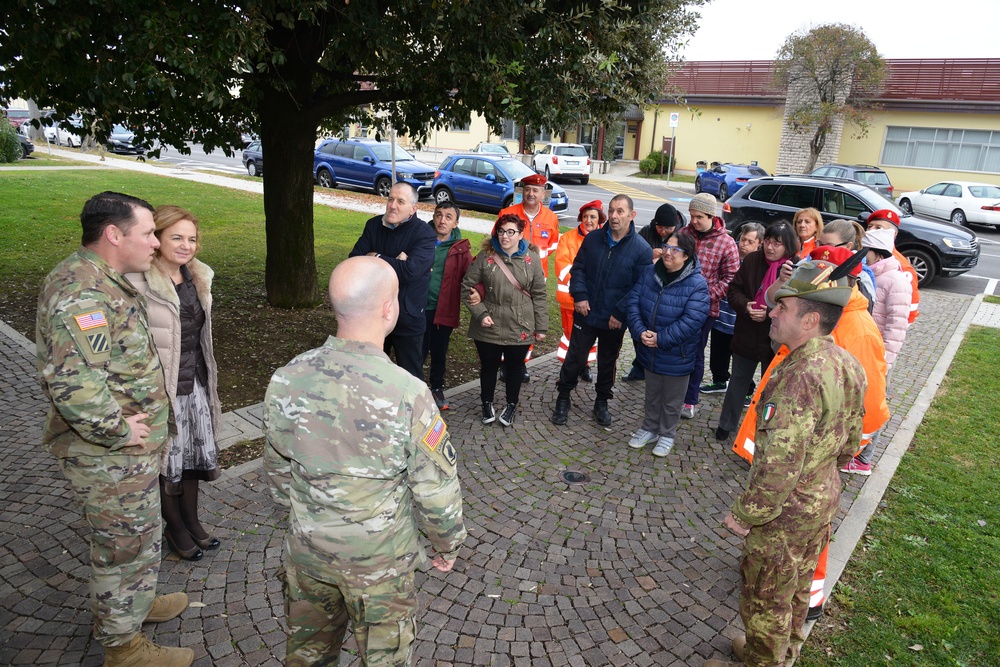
[[74, 311, 107, 331], [422, 416, 448, 451]]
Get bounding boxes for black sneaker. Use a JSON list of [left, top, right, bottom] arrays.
[[744, 394, 753, 408], [700, 381, 728, 394], [715, 427, 730, 441], [498, 402, 517, 427], [806, 604, 823, 621], [579, 365, 593, 383], [481, 401, 496, 424], [431, 388, 448, 411]]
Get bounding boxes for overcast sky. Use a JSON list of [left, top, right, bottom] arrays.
[[679, 0, 1000, 61]]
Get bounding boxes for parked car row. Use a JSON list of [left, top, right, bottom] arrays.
[[721, 174, 980, 286]]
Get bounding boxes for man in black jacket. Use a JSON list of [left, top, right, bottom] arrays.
[[349, 182, 436, 378], [551, 194, 652, 426]]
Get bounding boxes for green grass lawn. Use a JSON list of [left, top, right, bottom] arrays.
[[0, 165, 563, 411], [799, 325, 1000, 666]]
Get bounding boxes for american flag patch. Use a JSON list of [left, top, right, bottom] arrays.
[[422, 416, 448, 451], [74, 311, 107, 331]]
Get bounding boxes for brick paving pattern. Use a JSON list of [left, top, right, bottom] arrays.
[[0, 289, 972, 665]]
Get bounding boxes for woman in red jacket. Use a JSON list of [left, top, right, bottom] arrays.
[[422, 201, 472, 410]]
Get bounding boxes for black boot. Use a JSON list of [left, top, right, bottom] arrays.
[[593, 398, 613, 426], [579, 365, 593, 383], [550, 395, 571, 425]]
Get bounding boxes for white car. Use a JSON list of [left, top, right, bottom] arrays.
[[44, 120, 84, 148], [532, 142, 591, 184], [897, 181, 1000, 228]]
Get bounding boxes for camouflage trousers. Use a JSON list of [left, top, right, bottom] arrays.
[[739, 522, 827, 667], [59, 451, 161, 647], [283, 560, 417, 667]]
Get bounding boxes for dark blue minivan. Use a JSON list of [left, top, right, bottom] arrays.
[[313, 139, 437, 198]]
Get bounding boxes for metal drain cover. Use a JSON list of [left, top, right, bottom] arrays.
[[558, 470, 590, 485]]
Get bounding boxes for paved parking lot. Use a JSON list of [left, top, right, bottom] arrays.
[[0, 288, 978, 666]]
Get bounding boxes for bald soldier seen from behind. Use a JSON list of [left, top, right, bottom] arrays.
[[264, 256, 467, 667]]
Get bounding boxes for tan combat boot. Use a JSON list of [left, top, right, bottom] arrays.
[[144, 592, 189, 623], [732, 633, 747, 661], [103, 633, 195, 667]]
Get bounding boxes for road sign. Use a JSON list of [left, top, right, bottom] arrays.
[[669, 112, 680, 128]]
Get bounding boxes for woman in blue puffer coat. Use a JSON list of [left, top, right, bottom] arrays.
[[625, 232, 710, 457]]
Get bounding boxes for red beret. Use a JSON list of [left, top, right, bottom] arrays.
[[520, 173, 547, 187], [577, 199, 607, 225], [868, 208, 900, 227], [808, 245, 862, 277]]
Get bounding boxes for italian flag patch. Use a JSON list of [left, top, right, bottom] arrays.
[[762, 403, 776, 422]]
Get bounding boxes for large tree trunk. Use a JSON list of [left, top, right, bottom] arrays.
[[261, 92, 319, 308]]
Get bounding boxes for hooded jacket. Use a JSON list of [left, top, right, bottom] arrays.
[[461, 238, 548, 345], [625, 258, 710, 376], [869, 255, 912, 371]]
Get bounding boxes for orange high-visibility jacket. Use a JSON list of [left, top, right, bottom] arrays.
[[893, 249, 921, 324], [733, 286, 889, 462], [555, 224, 589, 310], [498, 203, 560, 277]]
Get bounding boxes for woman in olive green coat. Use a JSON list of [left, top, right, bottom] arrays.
[[462, 214, 548, 427]]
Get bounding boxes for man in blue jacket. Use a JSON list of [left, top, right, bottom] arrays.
[[551, 194, 653, 426], [349, 182, 436, 378]]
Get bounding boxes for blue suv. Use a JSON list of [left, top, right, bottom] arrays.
[[313, 139, 437, 198], [432, 154, 569, 213]]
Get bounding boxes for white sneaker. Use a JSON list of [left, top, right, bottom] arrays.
[[628, 429, 657, 449], [680, 403, 696, 419], [652, 436, 674, 457]]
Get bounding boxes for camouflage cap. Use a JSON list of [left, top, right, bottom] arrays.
[[773, 249, 854, 307]]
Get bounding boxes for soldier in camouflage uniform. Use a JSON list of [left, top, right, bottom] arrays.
[[264, 256, 467, 667], [708, 254, 867, 667], [36, 192, 194, 666]]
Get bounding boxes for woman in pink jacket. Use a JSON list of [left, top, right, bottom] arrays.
[[863, 227, 912, 373]]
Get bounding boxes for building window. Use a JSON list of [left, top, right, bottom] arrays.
[[449, 120, 471, 132], [882, 126, 1000, 174], [502, 118, 520, 141], [531, 127, 554, 143]]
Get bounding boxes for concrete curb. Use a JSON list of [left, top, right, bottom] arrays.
[[802, 293, 986, 644]]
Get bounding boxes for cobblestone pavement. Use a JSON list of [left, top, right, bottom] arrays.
[[0, 289, 973, 666]]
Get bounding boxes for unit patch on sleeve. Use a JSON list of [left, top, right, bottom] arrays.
[[762, 402, 776, 422], [87, 332, 110, 354]]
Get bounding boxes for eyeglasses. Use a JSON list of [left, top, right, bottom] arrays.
[[496, 228, 519, 237], [835, 241, 852, 248], [663, 245, 684, 254], [763, 239, 784, 247]]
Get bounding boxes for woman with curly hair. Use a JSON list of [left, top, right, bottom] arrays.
[[462, 214, 548, 427]]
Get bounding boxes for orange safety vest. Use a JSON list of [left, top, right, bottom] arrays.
[[555, 224, 597, 362], [499, 203, 560, 277], [893, 249, 921, 323]]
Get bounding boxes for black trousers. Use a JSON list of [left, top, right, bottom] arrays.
[[422, 310, 454, 391], [557, 314, 626, 401], [475, 341, 530, 405], [709, 327, 733, 385], [385, 332, 424, 380]]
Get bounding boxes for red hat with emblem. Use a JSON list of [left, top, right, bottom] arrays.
[[808, 246, 863, 276], [520, 173, 547, 187], [577, 199, 607, 225], [867, 208, 901, 227]]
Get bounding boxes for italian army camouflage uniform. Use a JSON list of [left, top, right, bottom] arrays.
[[730, 336, 866, 667], [264, 336, 467, 667], [36, 246, 170, 646]]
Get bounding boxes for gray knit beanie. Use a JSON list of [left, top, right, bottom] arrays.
[[689, 193, 718, 217]]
